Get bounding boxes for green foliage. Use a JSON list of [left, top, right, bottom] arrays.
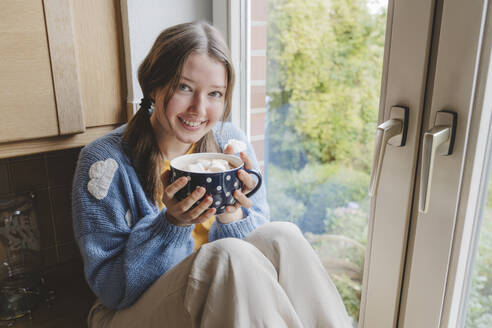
[[267, 169, 307, 223], [267, 163, 370, 234], [465, 207, 492, 327], [267, 0, 385, 173], [332, 274, 362, 322], [267, 104, 310, 170], [326, 201, 369, 246], [487, 173, 492, 208], [266, 1, 492, 325]]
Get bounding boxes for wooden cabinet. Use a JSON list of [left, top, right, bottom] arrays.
[[0, 0, 126, 159]]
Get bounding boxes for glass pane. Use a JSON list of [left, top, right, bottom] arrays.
[[464, 149, 492, 327], [250, 0, 388, 325]]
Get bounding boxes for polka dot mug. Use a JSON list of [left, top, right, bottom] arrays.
[[169, 153, 262, 214]]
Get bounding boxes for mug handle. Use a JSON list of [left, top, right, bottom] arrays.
[[243, 169, 263, 198]]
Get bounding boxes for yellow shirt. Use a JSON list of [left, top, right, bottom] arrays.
[[157, 147, 215, 250]]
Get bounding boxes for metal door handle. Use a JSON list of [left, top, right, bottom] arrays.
[[419, 111, 457, 213], [369, 106, 408, 197]]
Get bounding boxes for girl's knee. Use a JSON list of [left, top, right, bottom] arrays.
[[253, 221, 303, 243], [205, 237, 256, 258], [198, 238, 275, 275]]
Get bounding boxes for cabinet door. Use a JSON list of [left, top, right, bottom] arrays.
[[0, 0, 125, 147], [0, 0, 59, 143], [72, 0, 126, 128]]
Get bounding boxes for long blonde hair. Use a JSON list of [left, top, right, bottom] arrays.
[[122, 21, 235, 202]]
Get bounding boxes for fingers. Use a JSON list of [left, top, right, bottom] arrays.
[[225, 204, 240, 213], [224, 144, 234, 155], [240, 152, 253, 170], [191, 207, 217, 224], [226, 189, 252, 212], [163, 176, 189, 202], [187, 194, 213, 218], [237, 170, 256, 191], [176, 187, 206, 214], [235, 189, 252, 207]]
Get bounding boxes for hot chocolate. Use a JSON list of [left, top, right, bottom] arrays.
[[186, 159, 233, 173]]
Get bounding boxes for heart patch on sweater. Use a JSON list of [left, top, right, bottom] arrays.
[[87, 158, 118, 200]]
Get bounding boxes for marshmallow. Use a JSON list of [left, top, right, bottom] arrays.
[[186, 159, 231, 173], [187, 163, 206, 173], [197, 159, 211, 169], [208, 163, 228, 172], [208, 159, 231, 172], [226, 139, 247, 153], [212, 159, 229, 168]]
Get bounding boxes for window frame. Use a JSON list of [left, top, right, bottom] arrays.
[[213, 0, 251, 140], [439, 2, 492, 324]]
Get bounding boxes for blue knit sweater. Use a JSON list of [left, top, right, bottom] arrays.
[[72, 122, 269, 310]]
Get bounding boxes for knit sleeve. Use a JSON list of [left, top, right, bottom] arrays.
[[209, 122, 270, 240], [72, 143, 194, 310]]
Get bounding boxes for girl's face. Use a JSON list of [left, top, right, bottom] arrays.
[[151, 52, 227, 145]]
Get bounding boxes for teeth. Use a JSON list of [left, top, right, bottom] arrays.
[[182, 118, 203, 127]]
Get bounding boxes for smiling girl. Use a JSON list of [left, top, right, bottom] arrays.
[[72, 21, 351, 328]]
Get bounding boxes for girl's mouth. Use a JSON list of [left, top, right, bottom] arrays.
[[178, 117, 207, 130]]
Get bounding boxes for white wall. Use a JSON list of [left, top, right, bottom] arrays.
[[120, 0, 213, 116]]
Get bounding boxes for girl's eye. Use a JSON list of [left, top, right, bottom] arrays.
[[209, 91, 223, 98], [179, 84, 191, 91]]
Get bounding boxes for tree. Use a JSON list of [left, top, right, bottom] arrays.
[[267, 0, 386, 173]]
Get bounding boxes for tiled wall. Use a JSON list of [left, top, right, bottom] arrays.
[[0, 148, 82, 269], [250, 0, 267, 172]]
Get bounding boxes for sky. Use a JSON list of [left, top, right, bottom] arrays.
[[367, 0, 388, 14]]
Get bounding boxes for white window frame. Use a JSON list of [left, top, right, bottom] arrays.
[[439, 2, 492, 324], [213, 0, 251, 140], [398, 0, 492, 326]]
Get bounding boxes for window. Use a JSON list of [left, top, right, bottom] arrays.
[[464, 153, 492, 326], [249, 0, 388, 324], [217, 0, 492, 326]]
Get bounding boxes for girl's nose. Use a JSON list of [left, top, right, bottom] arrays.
[[190, 93, 207, 114]]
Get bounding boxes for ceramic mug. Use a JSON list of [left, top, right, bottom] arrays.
[[169, 153, 262, 214]]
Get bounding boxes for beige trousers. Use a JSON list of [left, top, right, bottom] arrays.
[[88, 222, 352, 328]]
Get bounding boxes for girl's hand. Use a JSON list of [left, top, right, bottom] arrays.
[[161, 170, 216, 226], [216, 145, 257, 223]]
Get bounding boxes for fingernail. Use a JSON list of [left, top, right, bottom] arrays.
[[227, 206, 234, 212]]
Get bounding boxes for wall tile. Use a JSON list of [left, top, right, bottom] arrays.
[[252, 140, 265, 162], [41, 246, 58, 268], [251, 25, 267, 50], [51, 187, 74, 244], [251, 0, 267, 21], [251, 112, 266, 136], [47, 148, 81, 187], [0, 163, 10, 196], [251, 86, 266, 108], [10, 156, 48, 193], [251, 55, 267, 81], [34, 189, 56, 249], [58, 242, 80, 263], [6, 148, 84, 271]]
